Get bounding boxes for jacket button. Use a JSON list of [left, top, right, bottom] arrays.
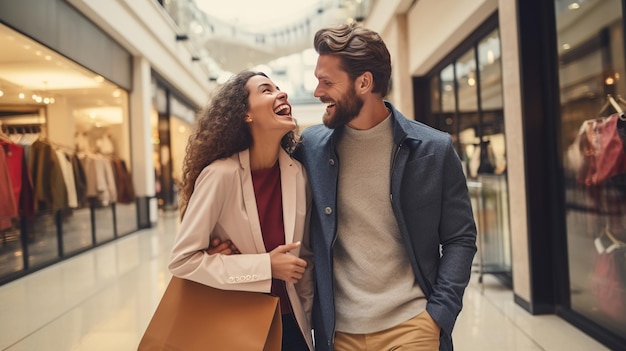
[[329, 159, 335, 166], [324, 207, 332, 215]]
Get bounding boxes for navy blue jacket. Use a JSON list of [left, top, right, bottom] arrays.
[[294, 101, 477, 351]]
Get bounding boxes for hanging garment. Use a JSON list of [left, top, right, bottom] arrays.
[[55, 149, 78, 208], [0, 141, 34, 219], [29, 140, 68, 211], [111, 158, 135, 204], [71, 154, 88, 208], [82, 154, 118, 206], [577, 113, 626, 186], [0, 144, 18, 230]]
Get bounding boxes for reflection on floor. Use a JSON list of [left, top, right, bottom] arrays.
[[0, 212, 610, 351]]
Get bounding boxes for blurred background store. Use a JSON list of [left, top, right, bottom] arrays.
[[0, 0, 625, 350]]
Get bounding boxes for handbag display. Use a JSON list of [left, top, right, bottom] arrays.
[[138, 276, 282, 351], [577, 112, 626, 186]]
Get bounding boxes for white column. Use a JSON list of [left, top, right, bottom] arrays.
[[499, 0, 531, 303], [130, 56, 158, 223]]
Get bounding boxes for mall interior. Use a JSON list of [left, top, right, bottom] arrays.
[[0, 0, 625, 350]]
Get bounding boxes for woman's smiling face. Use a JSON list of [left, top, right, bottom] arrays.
[[245, 74, 295, 136]]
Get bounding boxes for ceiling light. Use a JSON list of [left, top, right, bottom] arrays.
[[568, 3, 580, 10]]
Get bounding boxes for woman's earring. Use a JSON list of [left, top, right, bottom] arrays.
[[246, 117, 253, 123]]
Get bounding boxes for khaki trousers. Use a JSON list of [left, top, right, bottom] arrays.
[[334, 311, 441, 351]]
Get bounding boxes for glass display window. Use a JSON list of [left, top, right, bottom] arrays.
[[427, 22, 511, 286], [555, 0, 626, 338], [0, 23, 136, 277]]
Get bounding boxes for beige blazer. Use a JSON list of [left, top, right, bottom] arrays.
[[169, 148, 313, 350]]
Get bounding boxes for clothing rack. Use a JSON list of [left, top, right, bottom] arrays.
[[615, 95, 626, 121], [0, 122, 11, 142], [3, 123, 42, 134], [48, 140, 76, 153], [598, 94, 626, 121]]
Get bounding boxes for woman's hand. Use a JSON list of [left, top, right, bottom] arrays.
[[205, 237, 240, 255], [269, 242, 307, 284]]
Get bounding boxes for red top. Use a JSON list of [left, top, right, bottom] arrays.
[[251, 161, 292, 315], [0, 141, 23, 205]]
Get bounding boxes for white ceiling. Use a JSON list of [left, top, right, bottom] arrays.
[[191, 0, 371, 73], [194, 0, 320, 31]]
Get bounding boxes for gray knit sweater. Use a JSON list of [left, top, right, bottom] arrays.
[[334, 115, 426, 333]]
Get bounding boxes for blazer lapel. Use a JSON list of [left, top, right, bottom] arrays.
[[278, 149, 298, 245], [238, 150, 268, 253]]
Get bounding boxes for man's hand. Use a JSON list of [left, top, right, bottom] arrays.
[[205, 237, 240, 255]]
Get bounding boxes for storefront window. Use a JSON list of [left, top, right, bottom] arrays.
[[455, 49, 481, 177], [151, 83, 197, 211], [169, 110, 194, 208], [428, 23, 511, 286], [555, 0, 626, 338], [437, 64, 456, 144], [478, 29, 506, 175], [0, 23, 135, 277]]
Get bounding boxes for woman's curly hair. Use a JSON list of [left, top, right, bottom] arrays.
[[179, 70, 298, 219]]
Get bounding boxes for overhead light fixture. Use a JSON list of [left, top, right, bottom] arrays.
[[32, 81, 56, 104], [176, 34, 189, 41], [568, 2, 580, 10]]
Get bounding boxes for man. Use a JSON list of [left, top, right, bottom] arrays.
[[294, 24, 477, 351]]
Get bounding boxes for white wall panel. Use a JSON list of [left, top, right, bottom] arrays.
[[407, 0, 497, 75], [66, 0, 212, 107]]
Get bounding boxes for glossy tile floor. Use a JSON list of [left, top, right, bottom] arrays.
[[0, 212, 610, 351]]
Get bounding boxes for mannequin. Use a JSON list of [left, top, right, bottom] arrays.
[[75, 131, 90, 153], [96, 132, 115, 155]]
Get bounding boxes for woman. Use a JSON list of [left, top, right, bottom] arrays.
[[168, 71, 313, 350]]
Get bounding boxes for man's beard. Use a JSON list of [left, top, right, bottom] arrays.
[[322, 88, 364, 129]]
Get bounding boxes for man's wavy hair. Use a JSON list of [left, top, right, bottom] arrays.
[[179, 70, 298, 219], [314, 23, 392, 97]]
